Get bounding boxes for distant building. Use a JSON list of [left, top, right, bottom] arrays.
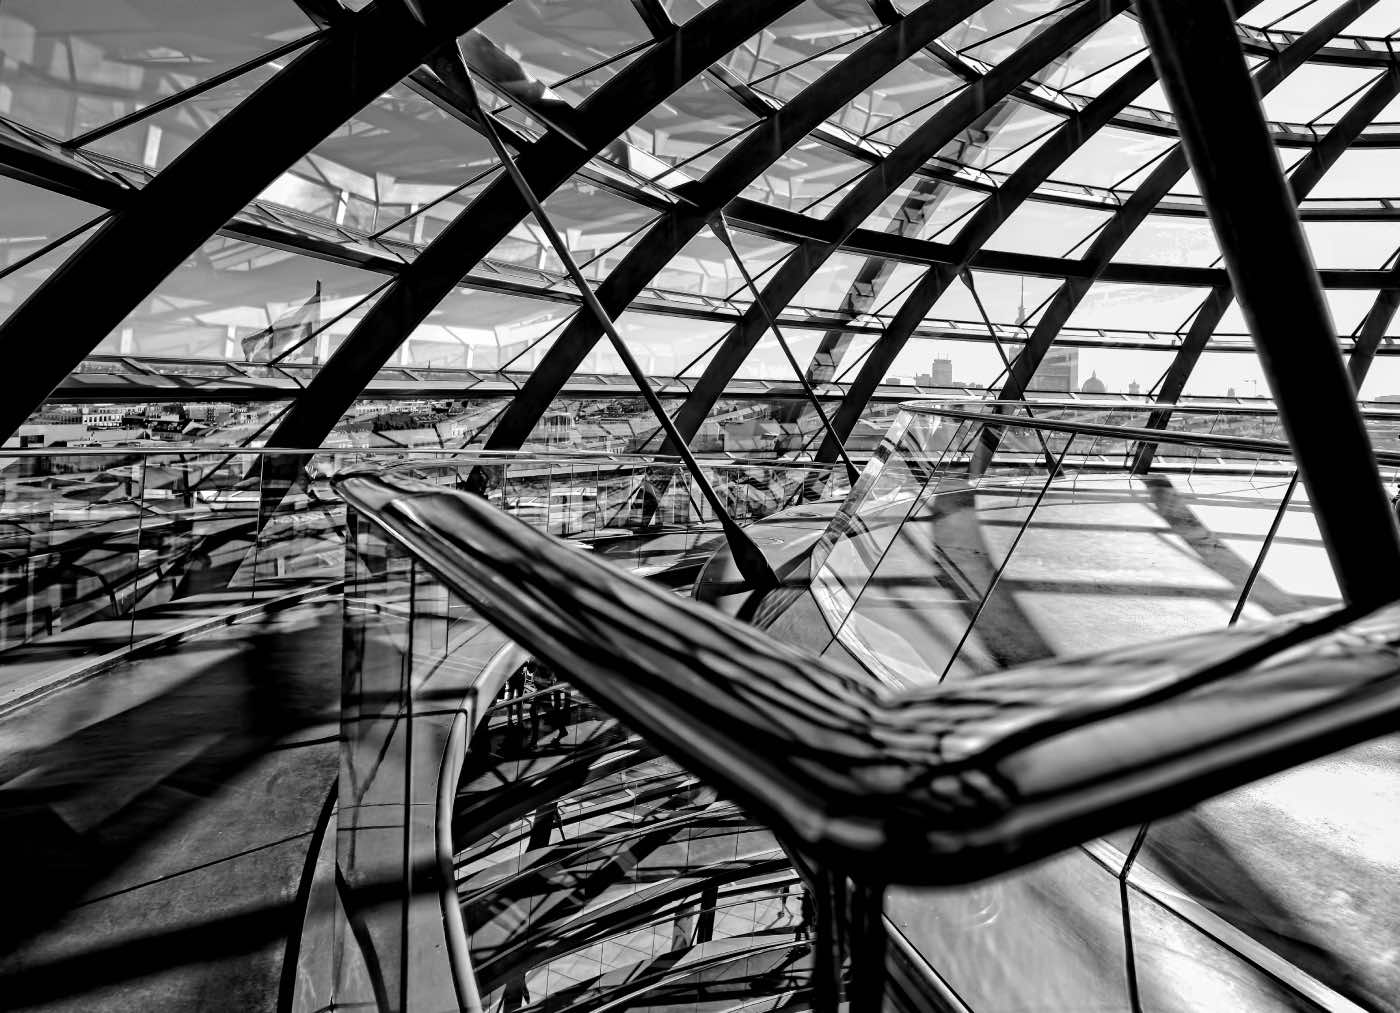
[[930, 356, 953, 386], [1128, 380, 1141, 396], [83, 406, 124, 429], [1027, 347, 1079, 393], [1081, 371, 1107, 395], [885, 377, 903, 385], [915, 373, 933, 387], [33, 405, 81, 425]]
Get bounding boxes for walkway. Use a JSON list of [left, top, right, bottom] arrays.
[[0, 597, 340, 1011]]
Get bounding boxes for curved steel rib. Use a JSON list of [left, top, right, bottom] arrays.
[[0, 0, 515, 442], [334, 469, 1400, 887]]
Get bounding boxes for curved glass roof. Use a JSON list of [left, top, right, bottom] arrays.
[[5, 0, 1400, 452]]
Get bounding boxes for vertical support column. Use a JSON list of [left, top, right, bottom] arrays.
[[1137, 0, 1400, 608], [847, 879, 888, 1013]]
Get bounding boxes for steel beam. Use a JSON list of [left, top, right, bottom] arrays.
[[473, 0, 996, 455], [662, 0, 1131, 457], [0, 0, 515, 442], [1133, 61, 1400, 472], [1347, 286, 1400, 388], [815, 55, 1161, 463], [785, 0, 1163, 413], [783, 103, 1020, 406], [1138, 0, 1400, 607], [967, 0, 1381, 476], [461, 59, 778, 591], [1128, 283, 1234, 473], [260, 0, 809, 456]]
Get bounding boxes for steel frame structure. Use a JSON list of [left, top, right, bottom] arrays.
[[258, 0, 811, 455], [966, 0, 1385, 476], [0, 0, 516, 439], [2, 0, 1400, 512], [1137, 0, 1400, 606]]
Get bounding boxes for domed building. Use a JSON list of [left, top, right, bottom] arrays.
[[1081, 371, 1107, 395]]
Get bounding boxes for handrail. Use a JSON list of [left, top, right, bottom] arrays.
[[0, 445, 670, 461], [0, 444, 853, 472], [333, 470, 1400, 891], [914, 397, 1400, 420], [904, 400, 1400, 467]]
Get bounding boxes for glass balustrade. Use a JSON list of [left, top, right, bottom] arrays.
[[0, 445, 849, 706]]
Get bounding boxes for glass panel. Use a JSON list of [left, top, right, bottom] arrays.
[[600, 311, 731, 377], [718, 0, 880, 99], [1302, 220, 1400, 269], [789, 251, 874, 312], [730, 330, 825, 381], [259, 84, 500, 239], [869, 261, 933, 318], [1116, 213, 1223, 267], [933, 99, 1063, 175], [1283, 147, 1400, 200], [0, 178, 105, 329], [0, 1, 314, 141], [1035, 12, 1148, 96], [651, 228, 794, 304], [82, 59, 283, 169], [19, 401, 296, 450], [1240, 0, 1353, 33], [984, 200, 1115, 258], [926, 270, 1064, 328], [1048, 125, 1176, 191], [89, 235, 383, 361], [1261, 63, 1381, 125], [741, 138, 870, 213], [1074, 347, 1175, 394], [834, 51, 963, 145], [1063, 282, 1215, 333], [868, 181, 987, 242], [883, 336, 1009, 388], [890, 850, 1130, 1009], [485, 175, 659, 283], [1357, 353, 1400, 400], [1128, 888, 1317, 1011], [476, 0, 652, 91], [1134, 735, 1394, 1008], [402, 287, 578, 372], [1344, 0, 1400, 35], [621, 72, 758, 177], [1182, 351, 1272, 399], [942, 0, 1083, 65]]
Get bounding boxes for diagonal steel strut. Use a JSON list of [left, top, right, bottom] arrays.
[[458, 59, 778, 593], [1137, 0, 1400, 609], [709, 213, 862, 487]]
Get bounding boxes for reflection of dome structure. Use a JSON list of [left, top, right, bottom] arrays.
[[9, 2, 1400, 1012]]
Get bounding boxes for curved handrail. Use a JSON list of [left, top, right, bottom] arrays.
[[904, 400, 1400, 467], [435, 642, 527, 1013], [0, 445, 672, 461], [0, 444, 854, 474], [334, 470, 1400, 887], [913, 397, 1400, 420]]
